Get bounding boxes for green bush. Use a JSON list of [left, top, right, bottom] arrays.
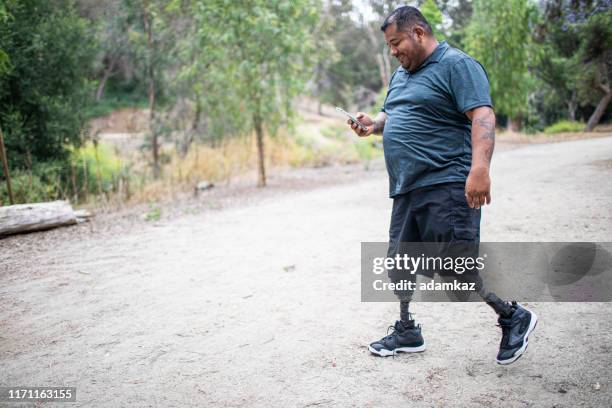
[[0, 170, 56, 205], [544, 120, 585, 134], [0, 141, 125, 205], [69, 142, 123, 198], [0, 0, 96, 170]]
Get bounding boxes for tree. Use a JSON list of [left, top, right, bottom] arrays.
[[309, 0, 340, 115], [0, 0, 95, 170], [323, 1, 385, 109], [464, 0, 532, 130], [91, 2, 134, 101], [118, 0, 182, 177], [576, 6, 611, 131], [0, 2, 11, 75], [437, 0, 473, 48], [532, 1, 581, 122], [141, 0, 161, 177], [532, 0, 611, 130], [176, 2, 247, 158], [361, 1, 395, 91], [198, 1, 319, 187], [420, 0, 445, 40]]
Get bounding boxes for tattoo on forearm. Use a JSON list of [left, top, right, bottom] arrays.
[[373, 119, 385, 134], [482, 143, 494, 164], [473, 113, 495, 165], [474, 117, 495, 141]]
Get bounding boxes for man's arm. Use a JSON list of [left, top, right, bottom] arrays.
[[465, 106, 495, 209]]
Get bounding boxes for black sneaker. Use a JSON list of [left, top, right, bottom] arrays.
[[496, 302, 538, 365], [368, 320, 426, 357]]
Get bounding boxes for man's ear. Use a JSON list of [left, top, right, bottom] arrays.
[[412, 26, 426, 41]]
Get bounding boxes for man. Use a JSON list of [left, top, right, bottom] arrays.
[[347, 6, 537, 364]]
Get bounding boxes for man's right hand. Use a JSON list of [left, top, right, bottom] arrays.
[[347, 112, 374, 137]]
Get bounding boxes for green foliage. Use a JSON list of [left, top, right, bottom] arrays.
[[0, 166, 59, 205], [317, 2, 384, 108], [0, 48, 9, 76], [70, 142, 123, 195], [420, 0, 446, 40], [0, 141, 125, 205], [532, 1, 611, 127], [464, 0, 533, 124], [88, 0, 143, 99], [309, 2, 341, 107], [440, 0, 473, 48], [0, 0, 96, 170], [544, 120, 586, 134], [574, 8, 611, 107], [0, 1, 11, 75], [213, 0, 319, 135], [171, 1, 249, 143]]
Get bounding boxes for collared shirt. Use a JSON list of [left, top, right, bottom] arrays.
[[381, 41, 493, 198]]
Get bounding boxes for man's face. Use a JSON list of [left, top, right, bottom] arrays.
[[383, 22, 423, 71]]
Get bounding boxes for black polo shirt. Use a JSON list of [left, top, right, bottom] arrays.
[[381, 41, 493, 197]]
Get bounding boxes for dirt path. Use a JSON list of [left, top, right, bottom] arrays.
[[1, 137, 612, 407]]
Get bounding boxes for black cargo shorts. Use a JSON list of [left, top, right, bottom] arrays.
[[387, 182, 483, 300]]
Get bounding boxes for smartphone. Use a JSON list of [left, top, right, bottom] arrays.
[[336, 107, 368, 131]]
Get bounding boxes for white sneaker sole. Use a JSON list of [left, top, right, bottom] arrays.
[[496, 306, 538, 365], [368, 343, 426, 357]]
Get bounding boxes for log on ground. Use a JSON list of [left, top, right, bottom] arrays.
[[0, 201, 79, 236]]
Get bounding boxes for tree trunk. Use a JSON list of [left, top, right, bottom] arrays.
[[374, 53, 389, 88], [182, 95, 202, 157], [0, 201, 77, 236], [585, 90, 611, 132], [95, 55, 117, 101], [365, 23, 389, 87], [567, 90, 577, 122], [143, 5, 159, 178], [93, 140, 105, 198], [253, 112, 266, 187], [381, 46, 391, 85], [0, 126, 14, 205], [507, 117, 521, 132]]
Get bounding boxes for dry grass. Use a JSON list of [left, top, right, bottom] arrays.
[[81, 109, 383, 209]]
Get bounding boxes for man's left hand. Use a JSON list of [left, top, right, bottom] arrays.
[[465, 167, 491, 209]]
